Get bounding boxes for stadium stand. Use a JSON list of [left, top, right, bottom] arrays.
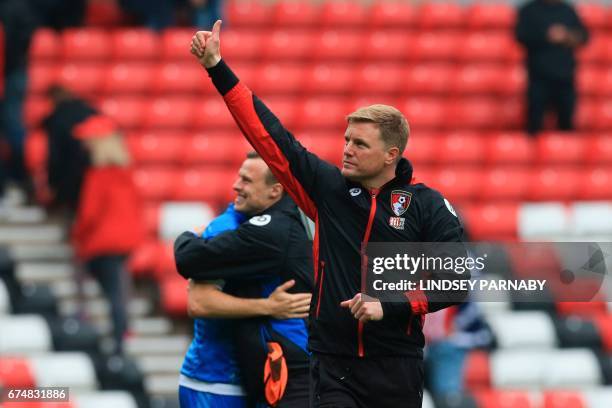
[[6, 0, 612, 406]]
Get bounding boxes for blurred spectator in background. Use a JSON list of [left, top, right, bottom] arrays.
[[43, 85, 96, 211], [0, 0, 39, 189], [515, 0, 589, 135], [424, 302, 493, 398], [119, 0, 178, 30], [72, 115, 145, 355], [191, 0, 223, 29], [30, 0, 86, 29]]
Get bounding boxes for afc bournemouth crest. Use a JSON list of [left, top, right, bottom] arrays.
[[390, 190, 412, 217]]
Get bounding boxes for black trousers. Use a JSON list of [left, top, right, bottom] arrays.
[[86, 255, 129, 353], [310, 353, 424, 408], [526, 74, 576, 135]]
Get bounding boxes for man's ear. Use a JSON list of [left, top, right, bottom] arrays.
[[269, 182, 284, 199], [385, 146, 400, 165]]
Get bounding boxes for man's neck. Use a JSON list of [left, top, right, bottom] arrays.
[[361, 168, 397, 191]]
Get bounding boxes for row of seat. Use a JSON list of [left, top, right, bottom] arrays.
[[29, 28, 612, 64], [27, 61, 612, 98], [23, 95, 612, 132]]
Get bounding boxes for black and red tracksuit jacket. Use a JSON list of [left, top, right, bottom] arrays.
[[206, 60, 469, 359]]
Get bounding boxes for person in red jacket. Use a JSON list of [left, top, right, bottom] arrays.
[[72, 114, 144, 354]]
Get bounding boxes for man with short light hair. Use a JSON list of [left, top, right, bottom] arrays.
[[188, 21, 469, 408]]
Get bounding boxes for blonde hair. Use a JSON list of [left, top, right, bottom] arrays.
[[346, 104, 410, 155], [85, 133, 131, 167]]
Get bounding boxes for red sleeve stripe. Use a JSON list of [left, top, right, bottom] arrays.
[[405, 289, 429, 315], [223, 82, 317, 220]]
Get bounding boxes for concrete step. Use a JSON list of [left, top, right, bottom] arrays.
[[10, 243, 73, 262], [0, 206, 47, 224], [126, 335, 190, 356], [17, 262, 74, 283], [131, 317, 173, 336], [0, 225, 64, 244], [51, 279, 101, 300], [59, 297, 154, 320], [145, 374, 180, 395], [136, 355, 183, 376]]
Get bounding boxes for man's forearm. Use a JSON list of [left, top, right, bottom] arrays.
[[188, 284, 270, 318]]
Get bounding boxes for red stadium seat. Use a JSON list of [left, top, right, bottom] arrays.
[[222, 29, 264, 61], [478, 166, 529, 201], [24, 97, 52, 128], [30, 29, 60, 61], [304, 64, 354, 94], [262, 30, 314, 61], [272, 0, 320, 27], [494, 65, 526, 97], [143, 202, 160, 237], [227, 0, 271, 27], [299, 131, 343, 166], [398, 98, 447, 131], [459, 32, 520, 63], [448, 98, 499, 129], [192, 98, 237, 129], [264, 96, 299, 128], [578, 66, 602, 96], [404, 132, 440, 165], [0, 357, 36, 387], [28, 64, 57, 94], [160, 29, 194, 60], [436, 132, 485, 164], [463, 350, 491, 391], [577, 3, 609, 31], [575, 100, 598, 131], [61, 28, 111, 60], [593, 101, 612, 130], [85, 0, 126, 27], [428, 167, 481, 203], [402, 64, 453, 95], [596, 69, 612, 96], [497, 98, 525, 130], [536, 132, 586, 164], [24, 130, 48, 176], [128, 240, 163, 277], [161, 276, 187, 316], [182, 132, 250, 164], [111, 29, 157, 60], [417, 2, 464, 29], [313, 30, 362, 61], [296, 98, 349, 130], [126, 131, 184, 164], [466, 3, 516, 30], [56, 63, 104, 96], [133, 167, 177, 200], [354, 64, 402, 95], [411, 32, 461, 61], [174, 168, 236, 203], [320, 1, 367, 27], [369, 2, 415, 28], [362, 31, 411, 61], [154, 241, 177, 281], [586, 134, 612, 163], [451, 65, 503, 95], [485, 132, 534, 164], [593, 315, 612, 352], [348, 95, 398, 113], [99, 96, 145, 129], [143, 97, 195, 128], [153, 62, 206, 94], [578, 167, 612, 200], [578, 36, 610, 64], [461, 203, 518, 241], [253, 63, 305, 95], [542, 391, 587, 408], [473, 390, 535, 408], [102, 63, 153, 94], [527, 166, 581, 201]]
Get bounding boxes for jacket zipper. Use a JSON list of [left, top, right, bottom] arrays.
[[358, 189, 378, 357], [315, 261, 325, 318]]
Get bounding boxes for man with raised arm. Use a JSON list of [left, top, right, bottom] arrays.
[[189, 21, 469, 408]]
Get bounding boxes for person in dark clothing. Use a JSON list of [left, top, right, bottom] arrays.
[[515, 0, 589, 135], [175, 152, 313, 408], [42, 86, 96, 210], [190, 22, 469, 408], [0, 0, 40, 186]]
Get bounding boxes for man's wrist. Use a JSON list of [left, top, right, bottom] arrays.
[[253, 298, 271, 316], [204, 55, 221, 69]]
